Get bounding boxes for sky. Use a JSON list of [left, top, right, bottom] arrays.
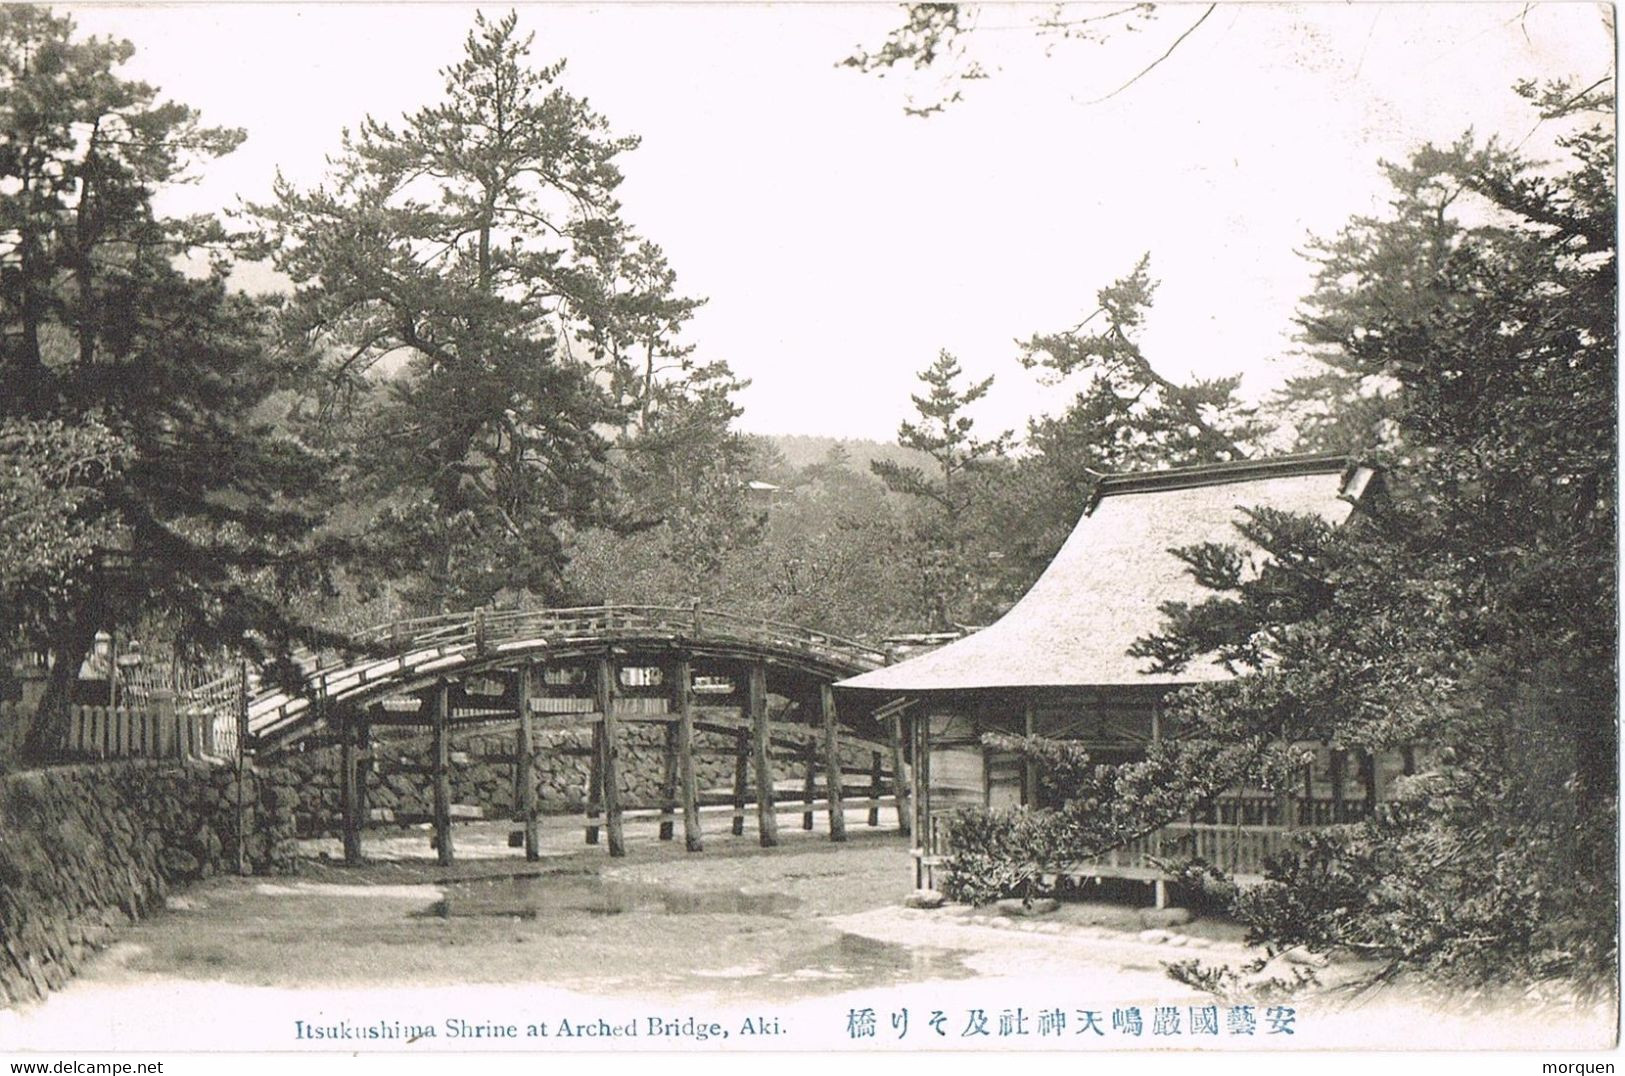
[[63, 1, 1615, 442]]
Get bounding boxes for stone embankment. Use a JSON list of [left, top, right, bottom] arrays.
[[0, 761, 298, 1007]]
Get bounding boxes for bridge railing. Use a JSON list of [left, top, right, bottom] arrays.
[[291, 605, 886, 669], [247, 605, 889, 738]]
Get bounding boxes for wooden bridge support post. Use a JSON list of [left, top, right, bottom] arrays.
[[432, 680, 453, 866], [821, 684, 847, 843], [586, 720, 604, 845], [801, 732, 817, 831], [868, 750, 882, 827], [890, 713, 910, 836], [749, 662, 778, 848], [730, 728, 749, 836], [356, 720, 371, 855], [234, 660, 251, 877], [596, 655, 626, 857], [674, 657, 703, 852], [659, 717, 679, 842], [518, 664, 540, 861], [341, 711, 361, 866]]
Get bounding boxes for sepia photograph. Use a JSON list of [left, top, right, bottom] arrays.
[[0, 0, 1615, 1064]]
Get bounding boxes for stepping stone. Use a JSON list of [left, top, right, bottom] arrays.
[[995, 897, 1059, 917]]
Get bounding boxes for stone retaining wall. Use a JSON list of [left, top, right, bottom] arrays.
[[0, 761, 299, 1007]]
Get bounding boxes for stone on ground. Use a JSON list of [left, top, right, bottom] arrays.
[[903, 889, 945, 909], [1138, 906, 1194, 928]]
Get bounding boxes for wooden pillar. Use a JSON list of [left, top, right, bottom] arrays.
[[911, 714, 924, 891], [432, 680, 453, 866], [340, 711, 361, 865], [801, 731, 817, 831], [596, 655, 625, 857], [1022, 700, 1038, 808], [517, 664, 539, 861], [585, 719, 604, 845], [821, 683, 846, 843], [659, 717, 679, 841], [1329, 748, 1346, 823], [674, 657, 703, 852], [868, 750, 882, 827], [912, 713, 932, 889], [731, 728, 749, 836], [1304, 754, 1316, 825], [749, 662, 778, 847], [890, 712, 910, 835], [356, 719, 371, 858], [920, 715, 932, 852], [1360, 749, 1379, 814]]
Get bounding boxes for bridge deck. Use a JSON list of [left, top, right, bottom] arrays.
[[247, 605, 886, 743]]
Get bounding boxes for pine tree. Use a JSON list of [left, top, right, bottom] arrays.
[[872, 350, 1012, 628], [1073, 85, 1615, 991], [254, 11, 667, 613], [0, 6, 339, 754], [988, 256, 1262, 598]]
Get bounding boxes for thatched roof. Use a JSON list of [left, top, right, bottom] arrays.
[[837, 453, 1372, 694]]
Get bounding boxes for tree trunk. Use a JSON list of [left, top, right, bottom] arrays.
[[21, 622, 97, 759]]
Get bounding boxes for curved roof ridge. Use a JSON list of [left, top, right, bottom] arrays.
[[1086, 452, 1353, 513]]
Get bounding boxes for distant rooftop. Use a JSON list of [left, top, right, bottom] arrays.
[[838, 453, 1370, 694]]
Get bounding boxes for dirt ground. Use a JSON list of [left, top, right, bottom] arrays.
[[70, 815, 939, 999], [2, 813, 1615, 1052]]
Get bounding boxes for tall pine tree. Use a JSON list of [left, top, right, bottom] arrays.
[[0, 6, 339, 754], [872, 350, 1012, 628], [255, 12, 673, 614]]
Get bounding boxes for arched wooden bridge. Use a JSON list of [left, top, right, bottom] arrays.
[[245, 606, 913, 865]]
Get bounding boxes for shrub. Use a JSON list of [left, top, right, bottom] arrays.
[[1167, 859, 1241, 916], [937, 806, 1062, 905]]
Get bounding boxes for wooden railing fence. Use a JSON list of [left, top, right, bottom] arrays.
[[923, 793, 1367, 887], [0, 697, 239, 765]]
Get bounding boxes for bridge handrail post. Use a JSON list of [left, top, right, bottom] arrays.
[[235, 658, 252, 875]]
